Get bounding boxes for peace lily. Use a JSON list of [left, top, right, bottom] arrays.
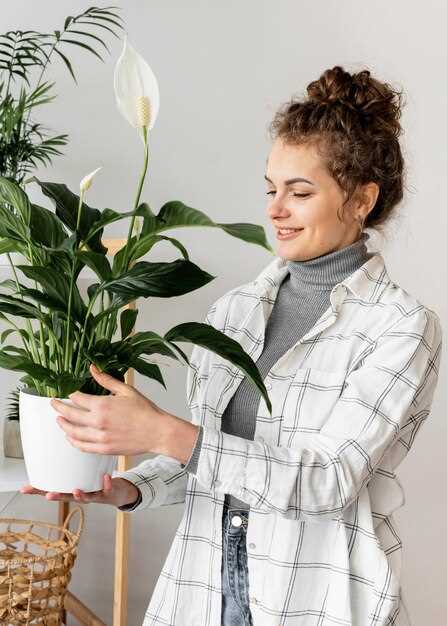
[[113, 36, 160, 133], [79, 166, 102, 194], [114, 36, 160, 265]]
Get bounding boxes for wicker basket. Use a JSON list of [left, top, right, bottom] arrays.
[[0, 506, 84, 625]]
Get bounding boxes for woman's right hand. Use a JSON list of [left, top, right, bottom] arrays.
[[19, 474, 141, 509]]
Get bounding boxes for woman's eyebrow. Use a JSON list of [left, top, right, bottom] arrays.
[[264, 174, 315, 186]]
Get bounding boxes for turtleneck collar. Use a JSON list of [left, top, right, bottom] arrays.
[[285, 232, 373, 292]]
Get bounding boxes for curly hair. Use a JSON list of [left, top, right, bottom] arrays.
[[268, 65, 407, 234]]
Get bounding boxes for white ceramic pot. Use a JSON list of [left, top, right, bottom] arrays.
[[19, 387, 118, 493]]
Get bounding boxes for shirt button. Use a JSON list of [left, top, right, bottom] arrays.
[[258, 436, 264, 443], [248, 542, 256, 549], [265, 382, 272, 390], [231, 515, 242, 527], [215, 479, 221, 487]]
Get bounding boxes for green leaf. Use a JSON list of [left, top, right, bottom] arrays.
[[18, 287, 71, 317], [0, 238, 22, 254], [0, 279, 20, 292], [0, 351, 55, 382], [15, 264, 86, 324], [1, 328, 16, 343], [84, 203, 153, 247], [53, 47, 77, 83], [100, 259, 215, 305], [0, 176, 31, 224], [0, 204, 29, 242], [164, 321, 272, 414], [59, 38, 104, 62], [132, 233, 189, 263], [76, 250, 112, 281], [0, 293, 43, 320], [124, 331, 184, 362], [216, 222, 274, 252], [142, 199, 273, 253], [120, 308, 138, 339], [128, 357, 166, 389], [29, 203, 67, 248], [30, 178, 106, 253]]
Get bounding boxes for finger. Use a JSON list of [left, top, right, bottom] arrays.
[[67, 390, 96, 410], [57, 416, 105, 444], [50, 398, 92, 425], [72, 488, 98, 503], [103, 473, 113, 495], [90, 363, 132, 396], [20, 484, 47, 496], [46, 492, 75, 501], [64, 437, 110, 454]]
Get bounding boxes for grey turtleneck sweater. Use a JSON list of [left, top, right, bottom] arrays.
[[119, 232, 373, 511]]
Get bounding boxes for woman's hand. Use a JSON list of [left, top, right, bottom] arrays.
[[50, 363, 174, 457], [20, 473, 140, 508]]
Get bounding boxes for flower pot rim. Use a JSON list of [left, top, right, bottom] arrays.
[[19, 387, 70, 400]]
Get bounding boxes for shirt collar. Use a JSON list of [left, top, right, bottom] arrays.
[[253, 251, 391, 305]]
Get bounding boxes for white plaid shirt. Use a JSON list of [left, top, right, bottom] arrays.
[[114, 251, 443, 626]]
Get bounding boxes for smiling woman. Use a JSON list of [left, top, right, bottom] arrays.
[[104, 65, 443, 626], [18, 62, 443, 626]]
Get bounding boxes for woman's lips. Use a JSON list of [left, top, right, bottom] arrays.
[[276, 228, 304, 240]]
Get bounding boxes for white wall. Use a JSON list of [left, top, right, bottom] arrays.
[[0, 1, 445, 624]]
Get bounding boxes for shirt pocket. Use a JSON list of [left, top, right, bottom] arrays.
[[280, 367, 347, 446]]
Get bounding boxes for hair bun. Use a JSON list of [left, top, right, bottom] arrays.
[[306, 65, 404, 136]]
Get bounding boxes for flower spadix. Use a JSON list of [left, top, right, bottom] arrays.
[[79, 167, 102, 193], [113, 36, 160, 131]]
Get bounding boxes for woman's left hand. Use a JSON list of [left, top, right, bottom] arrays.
[[51, 363, 173, 456]]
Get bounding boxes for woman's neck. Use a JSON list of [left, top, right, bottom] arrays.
[[285, 232, 373, 293]]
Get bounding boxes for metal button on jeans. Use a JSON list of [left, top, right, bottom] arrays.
[[222, 505, 253, 625]]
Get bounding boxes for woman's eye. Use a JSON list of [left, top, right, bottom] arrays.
[[265, 191, 310, 198]]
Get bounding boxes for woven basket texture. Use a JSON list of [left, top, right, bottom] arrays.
[[0, 506, 84, 625]]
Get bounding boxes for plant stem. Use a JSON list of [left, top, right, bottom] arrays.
[[73, 288, 101, 378], [121, 127, 149, 272], [103, 128, 150, 343], [64, 191, 84, 371]]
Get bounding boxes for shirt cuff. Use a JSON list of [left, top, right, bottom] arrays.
[[180, 425, 203, 473]]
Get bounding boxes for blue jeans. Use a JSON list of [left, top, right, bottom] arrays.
[[221, 503, 254, 626]]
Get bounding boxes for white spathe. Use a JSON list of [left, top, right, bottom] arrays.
[[114, 36, 160, 130], [19, 388, 117, 492], [80, 166, 102, 193]]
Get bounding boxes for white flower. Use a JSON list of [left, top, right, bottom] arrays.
[[79, 167, 102, 193], [113, 36, 160, 130]]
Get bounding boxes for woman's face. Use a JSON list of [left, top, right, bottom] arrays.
[[265, 138, 377, 261]]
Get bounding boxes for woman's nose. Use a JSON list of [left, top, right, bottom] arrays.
[[267, 196, 290, 219]]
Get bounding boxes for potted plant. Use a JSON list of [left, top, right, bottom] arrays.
[[0, 5, 125, 457], [0, 37, 273, 492]]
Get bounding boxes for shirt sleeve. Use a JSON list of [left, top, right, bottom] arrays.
[[189, 307, 443, 522], [113, 454, 188, 512]]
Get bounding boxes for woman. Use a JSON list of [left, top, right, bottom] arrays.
[[21, 66, 443, 626]]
